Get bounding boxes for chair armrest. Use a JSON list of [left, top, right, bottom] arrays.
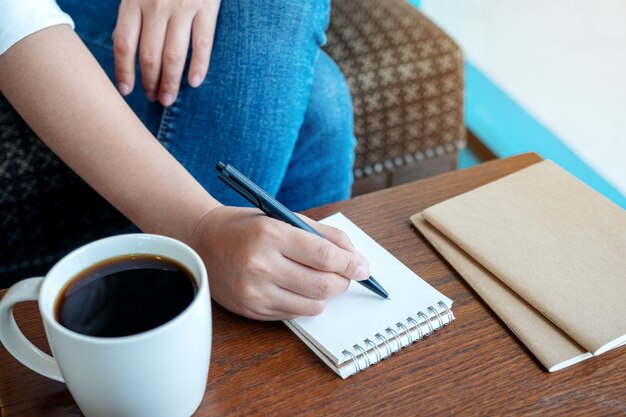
[[325, 0, 466, 193]]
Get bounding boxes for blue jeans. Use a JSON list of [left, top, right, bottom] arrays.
[[58, 0, 356, 211]]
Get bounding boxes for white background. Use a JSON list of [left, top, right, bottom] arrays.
[[421, 0, 626, 196]]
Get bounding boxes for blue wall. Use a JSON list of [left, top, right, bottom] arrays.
[[465, 63, 626, 209]]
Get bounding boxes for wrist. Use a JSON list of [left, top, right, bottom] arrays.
[[188, 203, 223, 251]]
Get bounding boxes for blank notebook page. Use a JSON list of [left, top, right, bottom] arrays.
[[287, 213, 453, 375]]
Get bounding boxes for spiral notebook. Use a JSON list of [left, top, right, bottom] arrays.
[[284, 213, 454, 379]]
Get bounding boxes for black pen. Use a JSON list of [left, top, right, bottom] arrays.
[[216, 162, 389, 299]]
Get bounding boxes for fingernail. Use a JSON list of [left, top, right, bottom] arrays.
[[160, 93, 175, 106], [189, 74, 203, 88], [355, 264, 370, 280], [118, 82, 131, 96], [146, 91, 157, 102]]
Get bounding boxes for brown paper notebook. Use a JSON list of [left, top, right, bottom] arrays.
[[411, 213, 591, 371], [414, 160, 626, 369]]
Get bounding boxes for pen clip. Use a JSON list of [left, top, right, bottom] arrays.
[[217, 169, 263, 208], [216, 162, 321, 235]]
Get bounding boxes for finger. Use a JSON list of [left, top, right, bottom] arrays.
[[237, 283, 325, 320], [279, 226, 370, 281], [297, 214, 370, 263], [236, 307, 292, 321], [303, 218, 355, 253], [265, 286, 327, 318], [315, 223, 370, 272], [138, 12, 168, 102], [245, 307, 298, 321], [316, 224, 355, 252], [112, 1, 141, 96], [188, 10, 217, 88], [273, 259, 350, 300], [158, 16, 192, 106]]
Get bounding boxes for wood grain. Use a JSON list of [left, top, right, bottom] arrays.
[[1, 153, 625, 416]]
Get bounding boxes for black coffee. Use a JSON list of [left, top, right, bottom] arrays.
[[55, 254, 197, 337]]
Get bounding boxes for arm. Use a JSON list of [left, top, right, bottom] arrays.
[[0, 25, 370, 320], [0, 25, 216, 242]]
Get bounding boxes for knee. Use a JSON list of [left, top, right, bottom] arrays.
[[306, 52, 356, 156], [284, 0, 331, 46], [236, 0, 330, 47]]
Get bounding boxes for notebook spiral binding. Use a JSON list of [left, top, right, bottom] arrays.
[[341, 301, 453, 375]]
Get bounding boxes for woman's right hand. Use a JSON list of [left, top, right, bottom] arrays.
[[191, 206, 371, 321]]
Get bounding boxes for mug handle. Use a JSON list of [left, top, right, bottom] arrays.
[[0, 277, 64, 382]]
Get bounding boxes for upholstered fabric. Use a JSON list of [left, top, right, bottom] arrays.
[[0, 96, 131, 287], [325, 0, 465, 189]]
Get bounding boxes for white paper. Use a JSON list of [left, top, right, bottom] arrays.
[[287, 213, 453, 370]]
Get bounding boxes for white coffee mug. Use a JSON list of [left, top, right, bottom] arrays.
[[0, 234, 211, 417]]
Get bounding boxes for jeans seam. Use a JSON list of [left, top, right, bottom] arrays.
[[156, 105, 174, 149]]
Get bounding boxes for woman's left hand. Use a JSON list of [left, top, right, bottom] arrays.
[[112, 0, 221, 106]]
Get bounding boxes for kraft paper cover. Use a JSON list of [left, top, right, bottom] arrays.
[[411, 213, 592, 371], [421, 160, 626, 356]]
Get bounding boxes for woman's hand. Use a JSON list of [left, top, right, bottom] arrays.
[[112, 0, 220, 106], [191, 206, 371, 321]]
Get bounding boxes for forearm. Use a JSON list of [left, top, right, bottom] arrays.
[[0, 25, 219, 243]]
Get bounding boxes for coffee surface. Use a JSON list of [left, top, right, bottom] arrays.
[[55, 254, 196, 337]]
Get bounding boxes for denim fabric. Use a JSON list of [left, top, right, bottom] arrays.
[[57, 0, 356, 211]]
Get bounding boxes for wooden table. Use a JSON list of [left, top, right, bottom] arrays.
[[1, 153, 624, 416]]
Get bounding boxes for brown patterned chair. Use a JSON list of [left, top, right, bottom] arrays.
[[0, 0, 465, 287], [327, 0, 465, 195]]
